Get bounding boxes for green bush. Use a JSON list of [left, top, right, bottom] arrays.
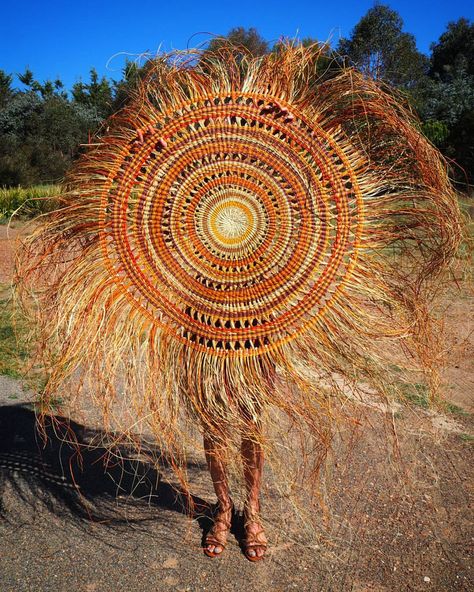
[[0, 184, 60, 221]]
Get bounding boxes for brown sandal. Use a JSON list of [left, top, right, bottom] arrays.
[[203, 502, 233, 558], [243, 506, 268, 562]]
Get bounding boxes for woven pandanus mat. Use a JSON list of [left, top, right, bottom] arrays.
[[17, 46, 462, 467], [101, 92, 361, 356]]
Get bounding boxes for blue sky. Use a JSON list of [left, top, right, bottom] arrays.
[[1, 0, 473, 89]]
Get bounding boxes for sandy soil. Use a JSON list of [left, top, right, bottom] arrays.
[[0, 222, 472, 592], [0, 222, 26, 284]]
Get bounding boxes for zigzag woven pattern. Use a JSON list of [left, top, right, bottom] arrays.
[[17, 46, 462, 475], [101, 93, 361, 355]]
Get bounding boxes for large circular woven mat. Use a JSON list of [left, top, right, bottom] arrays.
[[99, 94, 363, 356]]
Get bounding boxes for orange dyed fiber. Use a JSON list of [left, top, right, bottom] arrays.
[[16, 45, 462, 491]]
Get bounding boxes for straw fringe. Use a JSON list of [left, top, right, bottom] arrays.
[[16, 44, 463, 497]]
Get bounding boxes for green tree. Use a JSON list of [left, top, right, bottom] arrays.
[[445, 109, 474, 183], [72, 68, 113, 118], [205, 27, 269, 57], [111, 60, 144, 112], [337, 4, 427, 87], [18, 68, 34, 87], [0, 70, 101, 186], [0, 70, 13, 108], [418, 71, 474, 127], [418, 19, 474, 183], [430, 18, 474, 80], [18, 68, 67, 99]]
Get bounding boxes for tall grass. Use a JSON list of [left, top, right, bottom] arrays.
[[0, 285, 30, 378], [0, 185, 61, 222]]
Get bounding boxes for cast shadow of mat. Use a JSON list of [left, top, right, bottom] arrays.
[[0, 403, 233, 547]]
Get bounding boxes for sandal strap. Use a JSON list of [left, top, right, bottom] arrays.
[[205, 535, 227, 549], [204, 503, 233, 548], [242, 505, 267, 552], [244, 515, 263, 528], [243, 505, 263, 527], [212, 501, 233, 526], [243, 526, 267, 547]]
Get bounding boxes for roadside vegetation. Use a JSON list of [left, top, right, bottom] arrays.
[[0, 185, 60, 222], [0, 285, 29, 378], [0, 6, 472, 191]]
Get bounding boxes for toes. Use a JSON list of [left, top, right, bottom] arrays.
[[245, 545, 266, 560], [204, 542, 224, 556]]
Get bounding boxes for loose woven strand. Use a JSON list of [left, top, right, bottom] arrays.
[[16, 44, 463, 500]]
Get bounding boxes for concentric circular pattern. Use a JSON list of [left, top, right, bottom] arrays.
[[99, 94, 363, 356]]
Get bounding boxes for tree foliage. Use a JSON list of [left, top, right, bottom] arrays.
[[0, 71, 102, 186], [72, 68, 113, 118], [1, 16, 473, 187], [430, 18, 474, 80], [205, 27, 269, 57], [0, 70, 13, 109], [111, 60, 144, 112], [337, 4, 427, 86], [417, 19, 474, 183], [338, 8, 473, 184]]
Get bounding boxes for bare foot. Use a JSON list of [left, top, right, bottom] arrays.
[[243, 506, 268, 561], [203, 503, 233, 558]]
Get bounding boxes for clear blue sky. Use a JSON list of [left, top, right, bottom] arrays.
[[1, 0, 473, 90]]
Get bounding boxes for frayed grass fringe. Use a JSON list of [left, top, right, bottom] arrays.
[[15, 44, 464, 515]]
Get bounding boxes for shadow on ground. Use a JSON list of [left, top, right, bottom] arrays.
[[1, 402, 473, 592], [0, 404, 220, 531]]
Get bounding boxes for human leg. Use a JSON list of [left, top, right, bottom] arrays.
[[241, 430, 267, 560], [203, 434, 233, 557]]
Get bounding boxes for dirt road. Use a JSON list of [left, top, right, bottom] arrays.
[[0, 224, 472, 591]]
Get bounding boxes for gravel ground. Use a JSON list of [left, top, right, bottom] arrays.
[[0, 381, 472, 592], [0, 223, 472, 591]]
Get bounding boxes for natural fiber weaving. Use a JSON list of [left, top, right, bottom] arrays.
[[102, 89, 360, 354], [17, 45, 462, 486]]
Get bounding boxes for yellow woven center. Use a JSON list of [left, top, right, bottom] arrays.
[[210, 199, 254, 245]]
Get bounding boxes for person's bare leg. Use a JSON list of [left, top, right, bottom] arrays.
[[241, 430, 267, 559], [203, 435, 233, 556]]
